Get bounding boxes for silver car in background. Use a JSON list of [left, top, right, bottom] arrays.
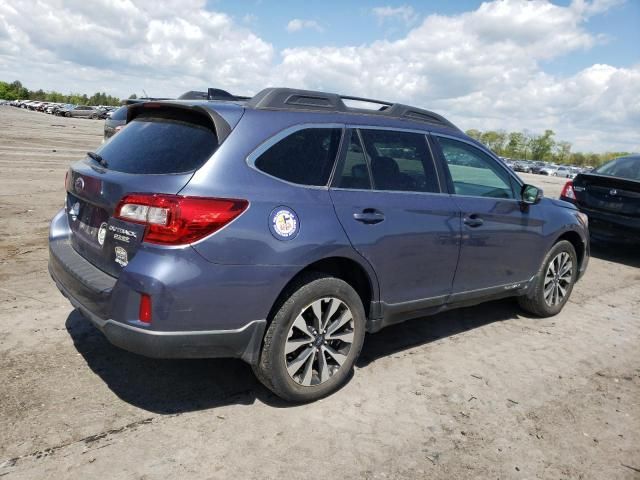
[[64, 105, 99, 118]]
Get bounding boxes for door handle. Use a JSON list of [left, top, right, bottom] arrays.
[[463, 214, 484, 228], [353, 209, 385, 224]]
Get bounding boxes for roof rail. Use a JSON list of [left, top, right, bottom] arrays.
[[245, 87, 459, 131]]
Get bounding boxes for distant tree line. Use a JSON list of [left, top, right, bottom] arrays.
[[0, 80, 125, 106], [466, 128, 628, 168]]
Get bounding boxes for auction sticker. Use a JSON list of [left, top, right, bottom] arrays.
[[269, 207, 299, 240]]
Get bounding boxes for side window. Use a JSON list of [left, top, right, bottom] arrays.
[[436, 137, 515, 199], [359, 129, 439, 193], [254, 128, 342, 186], [334, 130, 371, 189]]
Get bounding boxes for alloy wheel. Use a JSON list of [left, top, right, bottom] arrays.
[[284, 297, 354, 387], [544, 252, 573, 306]]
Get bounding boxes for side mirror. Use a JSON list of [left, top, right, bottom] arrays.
[[521, 184, 543, 205]]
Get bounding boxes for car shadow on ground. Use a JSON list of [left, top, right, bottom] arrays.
[[66, 298, 523, 413], [590, 242, 639, 268], [358, 298, 520, 366]]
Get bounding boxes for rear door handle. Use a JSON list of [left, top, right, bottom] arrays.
[[353, 209, 385, 224], [463, 214, 484, 228]]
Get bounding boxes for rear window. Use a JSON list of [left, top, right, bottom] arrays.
[[254, 128, 342, 186], [593, 156, 640, 181], [95, 111, 218, 174]]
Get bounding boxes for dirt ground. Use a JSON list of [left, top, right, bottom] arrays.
[[0, 105, 638, 480]]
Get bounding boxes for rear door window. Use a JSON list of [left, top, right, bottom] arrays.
[[94, 110, 218, 174], [254, 128, 342, 186], [359, 129, 439, 193]]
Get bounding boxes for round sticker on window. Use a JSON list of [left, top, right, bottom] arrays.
[[269, 207, 299, 240]]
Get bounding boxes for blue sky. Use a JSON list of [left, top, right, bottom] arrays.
[[213, 0, 639, 75], [1, 0, 639, 152]]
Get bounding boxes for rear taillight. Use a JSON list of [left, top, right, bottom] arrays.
[[114, 194, 248, 245], [560, 181, 576, 202]]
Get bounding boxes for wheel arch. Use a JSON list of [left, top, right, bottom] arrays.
[[555, 230, 586, 270], [266, 256, 379, 327]]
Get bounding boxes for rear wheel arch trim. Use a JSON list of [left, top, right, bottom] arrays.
[[265, 255, 380, 328]]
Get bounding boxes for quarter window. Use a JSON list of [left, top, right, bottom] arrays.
[[255, 128, 342, 186], [436, 137, 515, 199], [359, 129, 439, 193], [334, 131, 371, 189]]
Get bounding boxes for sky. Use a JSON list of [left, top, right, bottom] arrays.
[[0, 0, 638, 153]]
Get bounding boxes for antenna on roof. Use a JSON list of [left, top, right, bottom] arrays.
[[142, 89, 149, 98]]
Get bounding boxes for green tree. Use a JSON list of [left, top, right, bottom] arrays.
[[529, 129, 556, 161], [554, 141, 572, 164], [465, 129, 481, 141]]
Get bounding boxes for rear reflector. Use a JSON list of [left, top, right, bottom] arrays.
[[115, 194, 249, 245], [560, 181, 576, 202], [139, 293, 152, 324]]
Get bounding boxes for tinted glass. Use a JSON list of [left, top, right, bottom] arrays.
[[334, 131, 371, 189], [437, 137, 514, 199], [95, 112, 218, 174], [255, 128, 342, 186], [110, 106, 128, 121], [593, 156, 640, 181], [360, 129, 439, 193]]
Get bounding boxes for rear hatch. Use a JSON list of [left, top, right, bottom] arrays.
[[573, 173, 640, 217], [66, 104, 223, 277]]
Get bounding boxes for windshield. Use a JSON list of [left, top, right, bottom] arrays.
[[593, 156, 640, 181]]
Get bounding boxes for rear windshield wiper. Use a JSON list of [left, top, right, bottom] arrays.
[[87, 151, 108, 168]]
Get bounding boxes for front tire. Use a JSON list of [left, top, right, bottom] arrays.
[[518, 240, 577, 317], [253, 273, 366, 402]]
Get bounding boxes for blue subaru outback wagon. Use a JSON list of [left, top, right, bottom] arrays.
[[49, 88, 589, 401]]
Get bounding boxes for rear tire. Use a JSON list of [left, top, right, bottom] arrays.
[[253, 272, 366, 402], [518, 240, 577, 317]]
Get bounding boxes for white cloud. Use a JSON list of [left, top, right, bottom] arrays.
[[286, 19, 323, 33], [0, 0, 636, 152], [372, 5, 419, 25]]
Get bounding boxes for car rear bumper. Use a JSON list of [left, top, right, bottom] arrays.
[[48, 209, 268, 363], [49, 246, 266, 363], [580, 207, 640, 244]]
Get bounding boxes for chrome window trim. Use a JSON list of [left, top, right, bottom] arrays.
[[246, 123, 345, 190]]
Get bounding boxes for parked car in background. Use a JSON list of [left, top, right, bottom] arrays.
[[555, 166, 572, 178], [64, 105, 98, 118], [103, 105, 127, 141], [560, 155, 639, 244], [530, 162, 547, 174], [513, 160, 533, 173], [539, 165, 559, 176], [50, 87, 590, 402]]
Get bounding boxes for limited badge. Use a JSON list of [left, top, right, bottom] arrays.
[[114, 246, 128, 267], [269, 207, 299, 240], [97, 222, 108, 246]]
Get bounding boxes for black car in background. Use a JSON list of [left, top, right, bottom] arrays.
[[561, 155, 640, 244]]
